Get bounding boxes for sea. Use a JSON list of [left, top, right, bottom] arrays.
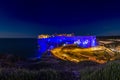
[[0, 38, 40, 59]]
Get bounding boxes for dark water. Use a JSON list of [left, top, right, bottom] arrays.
[[0, 38, 39, 58]]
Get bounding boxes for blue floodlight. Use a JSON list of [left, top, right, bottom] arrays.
[[37, 36, 98, 57]]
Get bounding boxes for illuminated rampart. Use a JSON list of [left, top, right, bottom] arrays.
[[37, 34, 117, 63], [38, 35, 98, 55]]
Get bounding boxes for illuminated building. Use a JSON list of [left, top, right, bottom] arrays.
[[37, 34, 117, 63], [38, 34, 49, 39], [38, 34, 98, 56]]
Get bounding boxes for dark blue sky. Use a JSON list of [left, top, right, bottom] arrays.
[[0, 0, 120, 38]]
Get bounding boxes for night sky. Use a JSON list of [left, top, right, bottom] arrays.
[[0, 0, 120, 38]]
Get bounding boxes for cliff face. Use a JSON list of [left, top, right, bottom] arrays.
[[51, 45, 115, 64]]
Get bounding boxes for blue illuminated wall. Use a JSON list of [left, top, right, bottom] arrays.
[[37, 36, 98, 58]]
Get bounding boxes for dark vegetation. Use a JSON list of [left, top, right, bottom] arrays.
[[0, 53, 119, 80]]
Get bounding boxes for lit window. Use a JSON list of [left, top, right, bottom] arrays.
[[74, 40, 81, 45], [83, 40, 89, 44]]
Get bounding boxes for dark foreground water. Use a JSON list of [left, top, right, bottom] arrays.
[[0, 38, 39, 58]]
